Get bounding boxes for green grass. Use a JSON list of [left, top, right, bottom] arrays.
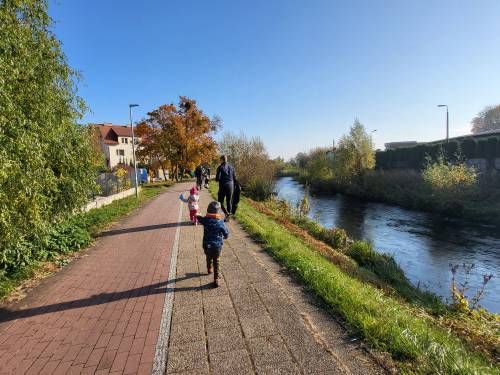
[[0, 181, 174, 301], [208, 183, 498, 374]]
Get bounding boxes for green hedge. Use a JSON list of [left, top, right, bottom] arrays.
[[376, 135, 500, 170]]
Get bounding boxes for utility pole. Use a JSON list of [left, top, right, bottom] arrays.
[[437, 104, 449, 143], [129, 104, 140, 198]]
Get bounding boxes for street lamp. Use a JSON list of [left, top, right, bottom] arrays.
[[129, 104, 139, 198], [437, 104, 449, 143]]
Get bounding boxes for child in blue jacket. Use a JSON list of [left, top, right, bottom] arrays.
[[197, 202, 229, 287]]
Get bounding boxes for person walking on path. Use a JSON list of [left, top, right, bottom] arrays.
[[179, 186, 200, 224], [197, 201, 229, 287], [215, 155, 236, 222], [194, 164, 204, 190]]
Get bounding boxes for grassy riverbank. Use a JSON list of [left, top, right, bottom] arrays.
[[210, 183, 500, 373], [0, 181, 174, 302], [280, 167, 500, 224]]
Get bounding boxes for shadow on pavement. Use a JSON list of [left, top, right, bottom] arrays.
[[98, 221, 193, 237], [0, 272, 211, 323]]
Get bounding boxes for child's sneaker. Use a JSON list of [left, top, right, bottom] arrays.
[[213, 278, 219, 288]]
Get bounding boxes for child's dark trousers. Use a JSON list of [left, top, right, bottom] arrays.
[[204, 247, 221, 281]]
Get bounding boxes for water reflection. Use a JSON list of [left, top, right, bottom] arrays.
[[275, 177, 500, 313]]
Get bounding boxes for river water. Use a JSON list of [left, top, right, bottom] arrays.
[[275, 177, 500, 313]]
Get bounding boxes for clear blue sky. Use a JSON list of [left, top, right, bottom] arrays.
[[49, 0, 500, 159]]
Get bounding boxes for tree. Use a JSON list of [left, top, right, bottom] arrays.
[[218, 132, 276, 200], [0, 0, 97, 269], [139, 97, 219, 180], [471, 104, 500, 134], [334, 119, 375, 180]]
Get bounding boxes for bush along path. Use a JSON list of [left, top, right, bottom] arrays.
[[208, 184, 499, 374], [0, 182, 174, 303], [165, 187, 388, 374], [0, 181, 186, 374]]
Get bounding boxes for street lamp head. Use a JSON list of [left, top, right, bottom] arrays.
[[129, 104, 139, 108], [371, 129, 377, 133], [437, 104, 447, 108]]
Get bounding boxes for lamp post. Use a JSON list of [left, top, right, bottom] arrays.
[[129, 104, 139, 198], [437, 104, 449, 143]]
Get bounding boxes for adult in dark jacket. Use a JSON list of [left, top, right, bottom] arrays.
[[194, 165, 204, 190], [215, 155, 236, 221]]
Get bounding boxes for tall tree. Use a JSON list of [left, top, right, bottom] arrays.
[[0, 0, 97, 269], [334, 119, 375, 180], [471, 104, 500, 134], [139, 97, 219, 180]]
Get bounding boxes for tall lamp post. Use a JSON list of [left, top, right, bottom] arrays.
[[129, 104, 140, 198], [437, 104, 449, 143]]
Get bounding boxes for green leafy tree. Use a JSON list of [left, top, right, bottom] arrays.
[[0, 0, 97, 269], [334, 119, 375, 181], [471, 104, 500, 134]]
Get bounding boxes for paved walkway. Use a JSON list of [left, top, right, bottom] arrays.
[[0, 183, 386, 374], [0, 183, 190, 375], [166, 189, 385, 375]]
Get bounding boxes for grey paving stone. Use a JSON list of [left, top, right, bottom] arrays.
[[166, 339, 207, 373], [209, 349, 254, 375], [203, 295, 234, 312], [256, 361, 301, 375], [240, 315, 277, 338], [248, 335, 293, 366], [205, 309, 239, 333], [169, 320, 205, 346], [207, 324, 245, 354], [173, 290, 202, 304], [171, 302, 203, 324]]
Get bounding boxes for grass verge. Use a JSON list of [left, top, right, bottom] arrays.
[[209, 183, 499, 374], [0, 181, 174, 302]]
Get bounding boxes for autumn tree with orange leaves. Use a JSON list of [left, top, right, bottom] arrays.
[[137, 96, 220, 180]]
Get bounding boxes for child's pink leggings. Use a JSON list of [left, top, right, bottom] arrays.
[[189, 209, 198, 223]]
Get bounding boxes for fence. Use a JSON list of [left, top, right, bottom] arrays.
[[96, 172, 137, 197]]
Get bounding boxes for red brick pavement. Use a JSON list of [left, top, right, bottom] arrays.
[[0, 183, 191, 374]]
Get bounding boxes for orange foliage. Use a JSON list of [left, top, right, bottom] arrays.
[[137, 97, 220, 179]]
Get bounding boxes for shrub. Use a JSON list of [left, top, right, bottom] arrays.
[[422, 155, 478, 206], [219, 132, 276, 200], [245, 178, 275, 201]]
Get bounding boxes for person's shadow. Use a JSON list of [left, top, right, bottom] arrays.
[[97, 221, 192, 237], [0, 272, 209, 323]]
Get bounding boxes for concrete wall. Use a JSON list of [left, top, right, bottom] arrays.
[[84, 186, 141, 212]]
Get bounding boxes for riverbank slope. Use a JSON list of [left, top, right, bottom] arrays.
[[210, 183, 500, 373]]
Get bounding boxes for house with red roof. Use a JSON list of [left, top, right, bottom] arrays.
[[94, 123, 137, 169]]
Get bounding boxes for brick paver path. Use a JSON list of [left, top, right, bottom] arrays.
[[0, 182, 192, 375], [166, 189, 386, 375]]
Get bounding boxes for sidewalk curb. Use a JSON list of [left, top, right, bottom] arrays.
[[152, 200, 183, 375]]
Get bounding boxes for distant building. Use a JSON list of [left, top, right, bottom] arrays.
[[384, 141, 418, 151], [95, 123, 136, 169], [425, 129, 500, 145]]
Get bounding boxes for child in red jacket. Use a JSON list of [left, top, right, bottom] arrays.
[[179, 187, 200, 224]]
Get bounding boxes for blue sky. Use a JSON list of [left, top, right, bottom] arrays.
[[49, 0, 500, 159]]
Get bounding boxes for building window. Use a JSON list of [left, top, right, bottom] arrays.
[[116, 149, 125, 156], [121, 138, 128, 144]]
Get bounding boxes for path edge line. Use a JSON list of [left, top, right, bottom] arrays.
[[152, 200, 183, 375]]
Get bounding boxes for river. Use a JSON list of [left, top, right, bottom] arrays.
[[275, 177, 500, 313]]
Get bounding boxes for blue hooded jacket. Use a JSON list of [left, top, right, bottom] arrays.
[[197, 215, 229, 252]]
